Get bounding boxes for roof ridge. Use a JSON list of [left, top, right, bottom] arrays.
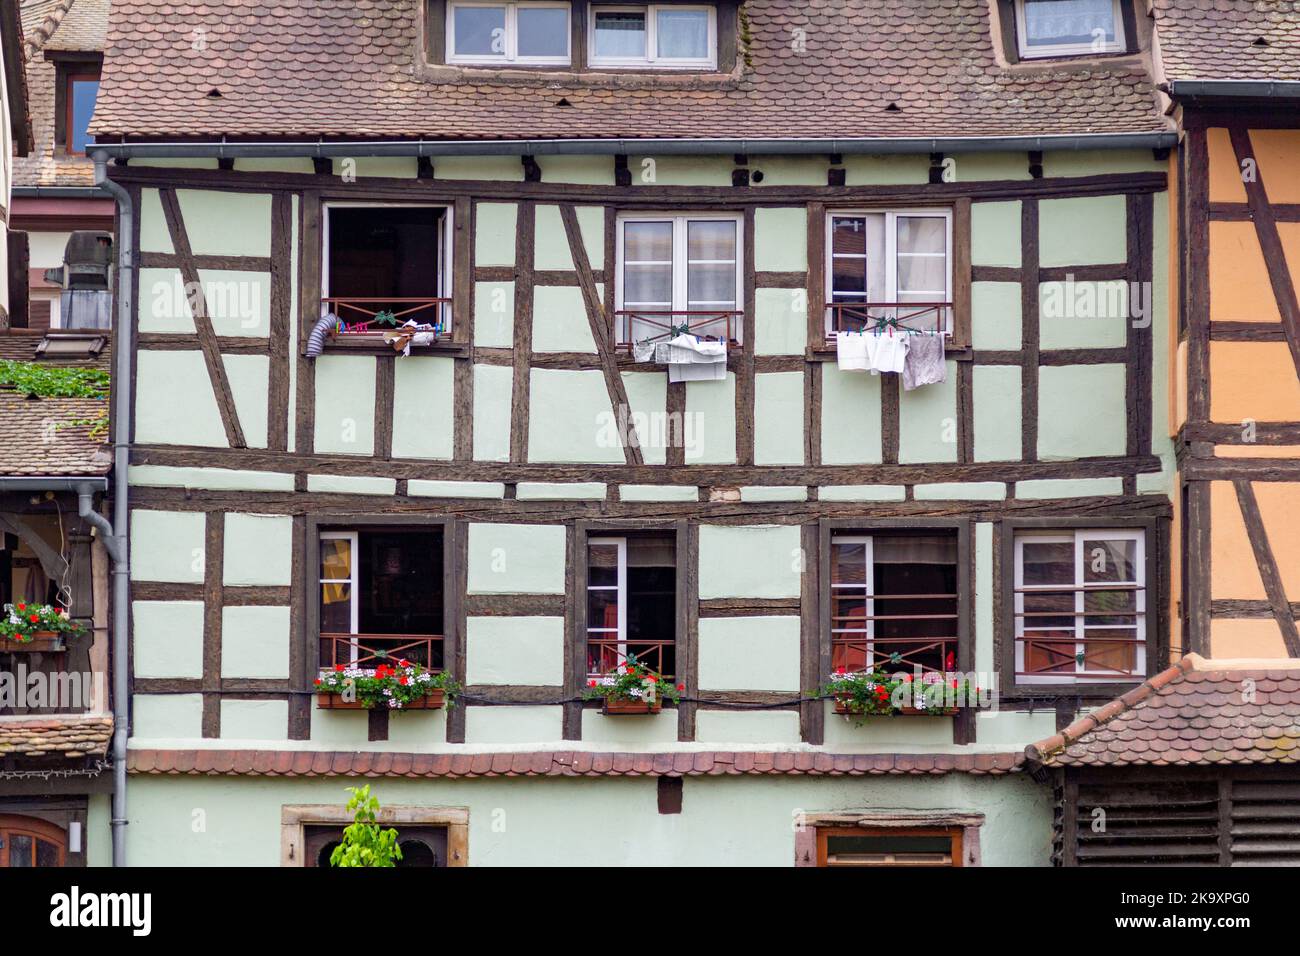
[[23, 0, 75, 61], [1024, 655, 1198, 767]]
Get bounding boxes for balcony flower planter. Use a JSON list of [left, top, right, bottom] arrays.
[[0, 602, 83, 652], [823, 668, 975, 724], [317, 688, 445, 711], [314, 660, 459, 712], [585, 657, 681, 715], [0, 631, 66, 653]]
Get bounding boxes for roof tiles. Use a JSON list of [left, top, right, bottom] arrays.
[[1155, 0, 1300, 82]]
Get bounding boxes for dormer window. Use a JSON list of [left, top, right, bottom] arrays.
[[1014, 0, 1125, 59], [589, 4, 717, 70], [446, 1, 571, 65]]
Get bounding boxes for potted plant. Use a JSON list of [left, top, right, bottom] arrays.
[[0, 602, 84, 652], [584, 658, 682, 715], [820, 667, 977, 723], [314, 659, 460, 711]]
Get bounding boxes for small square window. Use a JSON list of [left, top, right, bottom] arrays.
[[586, 533, 677, 679], [590, 5, 716, 69], [1015, 0, 1125, 59], [447, 2, 571, 64]]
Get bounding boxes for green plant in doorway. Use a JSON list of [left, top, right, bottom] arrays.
[[329, 785, 402, 868]]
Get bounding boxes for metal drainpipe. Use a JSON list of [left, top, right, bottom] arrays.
[[93, 156, 133, 868]]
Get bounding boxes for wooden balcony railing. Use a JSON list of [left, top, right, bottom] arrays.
[[830, 591, 959, 676], [825, 302, 951, 340], [321, 297, 451, 336], [614, 309, 743, 350], [1015, 582, 1146, 681], [318, 632, 444, 673], [586, 637, 675, 680]]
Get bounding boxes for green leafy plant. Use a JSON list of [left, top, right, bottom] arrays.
[[0, 602, 85, 644], [583, 656, 683, 705], [0, 360, 110, 398], [329, 785, 401, 868], [315, 659, 460, 709], [371, 310, 399, 327], [820, 667, 978, 724]]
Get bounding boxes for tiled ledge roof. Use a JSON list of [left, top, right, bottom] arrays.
[[92, 0, 1167, 141], [128, 748, 1024, 778], [1154, 0, 1300, 83], [1027, 654, 1300, 769], [0, 714, 113, 758]]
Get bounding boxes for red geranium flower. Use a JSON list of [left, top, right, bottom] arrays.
[[16, 603, 26, 611], [28, 615, 39, 623], [334, 664, 345, 672], [313, 678, 322, 686], [676, 684, 685, 692]]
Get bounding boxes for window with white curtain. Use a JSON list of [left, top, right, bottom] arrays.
[[447, 1, 571, 64], [825, 209, 953, 336], [589, 4, 716, 68], [1014, 0, 1125, 59], [615, 213, 742, 344]]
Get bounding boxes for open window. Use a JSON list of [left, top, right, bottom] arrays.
[[614, 212, 743, 348], [586, 533, 677, 679], [829, 530, 959, 677], [1012, 528, 1147, 686], [1013, 0, 1126, 59], [318, 527, 445, 674], [589, 4, 717, 70], [446, 1, 571, 65], [321, 203, 452, 344], [53, 57, 101, 156], [825, 208, 953, 339], [305, 824, 450, 867]]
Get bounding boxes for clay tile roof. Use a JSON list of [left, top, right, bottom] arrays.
[[128, 748, 1025, 779], [1155, 0, 1300, 82], [1027, 655, 1300, 768], [0, 713, 113, 758], [91, 0, 1168, 142]]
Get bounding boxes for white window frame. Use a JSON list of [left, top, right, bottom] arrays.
[[320, 201, 454, 334], [587, 536, 628, 675], [588, 4, 717, 70], [1014, 0, 1126, 60], [614, 211, 744, 342], [446, 1, 572, 65], [319, 531, 360, 665], [824, 208, 953, 336], [831, 535, 876, 670], [1013, 528, 1146, 686]]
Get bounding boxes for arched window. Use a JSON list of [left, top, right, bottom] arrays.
[[0, 815, 67, 867]]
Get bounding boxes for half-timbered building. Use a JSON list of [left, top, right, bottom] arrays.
[[75, 0, 1200, 866]]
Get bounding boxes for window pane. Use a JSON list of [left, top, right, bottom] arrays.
[[624, 221, 673, 261], [321, 538, 352, 581], [832, 217, 868, 256], [1021, 540, 1073, 586], [896, 255, 947, 296], [589, 543, 619, 587], [897, 217, 946, 255], [1023, 634, 1078, 673], [832, 542, 867, 585], [9, 834, 33, 866], [624, 263, 673, 306], [454, 5, 507, 56], [587, 588, 619, 630], [656, 8, 709, 59], [833, 594, 868, 630], [517, 6, 568, 57], [70, 79, 99, 153], [320, 583, 352, 634], [1083, 629, 1138, 672], [1023, 0, 1116, 48], [594, 10, 646, 58], [1023, 589, 1074, 630], [686, 220, 736, 261], [35, 838, 61, 867], [1082, 538, 1137, 583], [832, 257, 866, 296], [686, 262, 736, 308], [1084, 588, 1137, 626]]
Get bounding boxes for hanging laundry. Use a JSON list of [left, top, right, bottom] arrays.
[[631, 340, 656, 363], [836, 330, 872, 371], [902, 331, 947, 391], [665, 333, 727, 382], [382, 319, 439, 356], [872, 328, 910, 374]]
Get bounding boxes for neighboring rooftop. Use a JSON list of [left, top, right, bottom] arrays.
[[90, 0, 1168, 143], [0, 713, 113, 759], [14, 0, 106, 188], [1027, 655, 1300, 769], [1155, 0, 1300, 82]]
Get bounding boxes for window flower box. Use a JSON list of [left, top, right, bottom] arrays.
[[0, 602, 83, 652], [585, 657, 681, 716], [823, 668, 975, 723], [314, 660, 459, 711]]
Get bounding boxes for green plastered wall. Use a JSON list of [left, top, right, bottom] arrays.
[[122, 773, 1052, 866], [223, 513, 293, 585], [531, 286, 597, 353], [134, 350, 227, 447], [221, 606, 291, 679], [474, 281, 514, 346], [534, 204, 603, 270], [698, 616, 801, 691], [698, 525, 801, 599], [753, 371, 804, 465], [684, 372, 737, 464], [620, 371, 669, 466], [753, 207, 808, 271], [131, 510, 205, 582], [528, 369, 626, 463], [466, 523, 567, 594], [465, 616, 564, 685], [1039, 194, 1126, 267], [973, 366, 1022, 461], [1037, 364, 1127, 460], [391, 356, 455, 459], [971, 282, 1021, 349], [176, 189, 271, 257], [313, 354, 376, 456], [821, 365, 882, 464], [224, 354, 270, 449], [472, 364, 512, 462], [754, 288, 808, 355], [898, 364, 959, 464], [474, 203, 518, 265], [132, 600, 204, 678]]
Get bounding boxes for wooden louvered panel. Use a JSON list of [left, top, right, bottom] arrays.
[[1074, 782, 1220, 866], [1230, 778, 1300, 866]]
